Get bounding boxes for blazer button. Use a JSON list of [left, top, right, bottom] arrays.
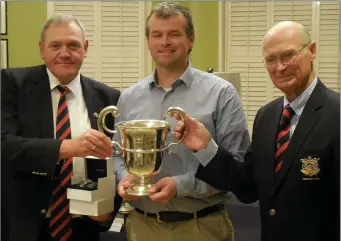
[[269, 209, 276, 216], [40, 209, 47, 215]]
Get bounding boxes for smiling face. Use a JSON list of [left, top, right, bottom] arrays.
[[263, 24, 316, 97], [146, 14, 194, 69], [39, 22, 88, 84]]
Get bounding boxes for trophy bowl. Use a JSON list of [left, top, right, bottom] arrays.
[[98, 106, 187, 196]]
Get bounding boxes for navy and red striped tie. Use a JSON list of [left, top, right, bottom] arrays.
[[49, 85, 73, 241], [274, 104, 295, 173]]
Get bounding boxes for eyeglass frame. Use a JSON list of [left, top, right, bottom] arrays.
[[264, 43, 310, 67]]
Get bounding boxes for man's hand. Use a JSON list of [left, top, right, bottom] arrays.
[[173, 113, 212, 151], [60, 129, 113, 160], [149, 177, 177, 204], [117, 174, 141, 201]]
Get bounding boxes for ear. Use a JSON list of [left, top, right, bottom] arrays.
[[188, 32, 195, 50], [146, 36, 151, 50], [39, 41, 44, 59], [308, 41, 316, 62], [84, 40, 89, 57]]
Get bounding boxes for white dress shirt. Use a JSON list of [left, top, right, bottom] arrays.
[[46, 68, 92, 217]]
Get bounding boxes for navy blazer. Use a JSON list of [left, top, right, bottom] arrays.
[[1, 65, 122, 241], [196, 79, 340, 241]]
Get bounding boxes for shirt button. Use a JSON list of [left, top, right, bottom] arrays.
[[40, 209, 47, 215], [269, 209, 276, 216]]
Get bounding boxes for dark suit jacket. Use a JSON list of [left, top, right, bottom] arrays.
[[1, 65, 122, 241], [196, 79, 340, 241]]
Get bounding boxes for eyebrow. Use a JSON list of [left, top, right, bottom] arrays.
[[48, 40, 81, 45], [265, 49, 295, 58], [151, 29, 182, 34]]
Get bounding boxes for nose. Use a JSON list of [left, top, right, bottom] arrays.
[[160, 35, 171, 46], [275, 60, 287, 72], [59, 46, 71, 58]]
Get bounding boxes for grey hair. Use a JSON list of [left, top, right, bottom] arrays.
[[145, 2, 195, 39], [40, 13, 86, 43]]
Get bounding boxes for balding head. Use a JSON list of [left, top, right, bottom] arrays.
[[262, 21, 316, 101], [263, 21, 311, 48]]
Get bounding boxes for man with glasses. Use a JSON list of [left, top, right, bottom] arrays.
[[173, 21, 340, 241]]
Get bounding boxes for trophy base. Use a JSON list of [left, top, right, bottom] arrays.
[[118, 200, 135, 215], [126, 183, 153, 196], [125, 175, 154, 196]]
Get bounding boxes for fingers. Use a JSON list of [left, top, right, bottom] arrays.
[[82, 129, 113, 158], [148, 178, 176, 203], [149, 191, 169, 204], [118, 185, 139, 200], [148, 178, 165, 194], [174, 114, 189, 141], [174, 115, 197, 132], [174, 120, 185, 132], [118, 175, 141, 201], [172, 112, 182, 121], [149, 181, 169, 203], [88, 129, 113, 152]]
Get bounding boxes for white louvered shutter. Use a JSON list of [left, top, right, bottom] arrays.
[[272, 1, 313, 99], [317, 1, 340, 92], [50, 1, 146, 91], [226, 1, 269, 131], [101, 2, 141, 90]]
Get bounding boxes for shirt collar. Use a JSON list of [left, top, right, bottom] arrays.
[[284, 75, 318, 116], [47, 67, 81, 97], [148, 62, 195, 89]]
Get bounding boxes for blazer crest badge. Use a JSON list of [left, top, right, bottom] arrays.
[[300, 156, 320, 180]]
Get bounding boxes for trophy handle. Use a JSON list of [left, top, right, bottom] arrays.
[[166, 107, 187, 150], [98, 106, 120, 134], [112, 141, 123, 155]]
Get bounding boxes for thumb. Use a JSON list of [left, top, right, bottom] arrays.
[[149, 179, 167, 193], [118, 185, 126, 196], [185, 115, 198, 128]]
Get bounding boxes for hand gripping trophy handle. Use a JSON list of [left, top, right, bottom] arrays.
[[165, 107, 188, 152], [97, 106, 122, 155]]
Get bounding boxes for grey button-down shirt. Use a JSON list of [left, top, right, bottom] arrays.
[[114, 63, 250, 213]]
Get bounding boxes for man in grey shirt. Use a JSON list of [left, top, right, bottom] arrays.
[[114, 3, 250, 241]]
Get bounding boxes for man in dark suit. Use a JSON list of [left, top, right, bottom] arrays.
[[1, 14, 122, 241], [173, 21, 340, 241]]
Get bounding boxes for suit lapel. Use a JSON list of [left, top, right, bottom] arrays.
[[30, 66, 54, 138], [274, 79, 325, 189], [80, 76, 101, 130]]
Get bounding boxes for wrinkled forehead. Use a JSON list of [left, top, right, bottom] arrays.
[[263, 29, 302, 56]]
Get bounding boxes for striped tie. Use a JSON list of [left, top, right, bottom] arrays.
[[49, 85, 73, 241], [274, 104, 295, 173]]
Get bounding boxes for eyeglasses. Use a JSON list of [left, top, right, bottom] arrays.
[[264, 44, 309, 66]]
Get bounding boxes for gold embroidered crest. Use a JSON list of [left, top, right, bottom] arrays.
[[300, 156, 320, 180]]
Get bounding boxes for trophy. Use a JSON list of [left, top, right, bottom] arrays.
[[98, 106, 188, 196]]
